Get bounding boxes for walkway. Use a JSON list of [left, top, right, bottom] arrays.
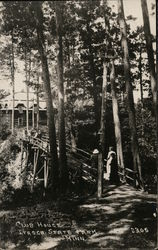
[[0, 183, 157, 249]]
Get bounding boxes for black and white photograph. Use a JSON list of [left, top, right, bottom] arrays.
[[0, 0, 157, 249]]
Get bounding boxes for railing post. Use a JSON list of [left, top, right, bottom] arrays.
[[97, 151, 103, 198]]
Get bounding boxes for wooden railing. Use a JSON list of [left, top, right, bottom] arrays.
[[22, 135, 97, 186], [21, 135, 138, 188], [23, 135, 50, 153], [125, 168, 137, 183]]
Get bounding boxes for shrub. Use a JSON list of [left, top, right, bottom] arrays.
[[0, 122, 11, 140]]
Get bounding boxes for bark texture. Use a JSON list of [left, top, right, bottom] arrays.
[[141, 0, 158, 166], [33, 2, 59, 190], [86, 21, 100, 131], [118, 0, 143, 186], [103, 0, 124, 174], [11, 30, 15, 135], [36, 77, 39, 130], [110, 60, 124, 173], [55, 2, 68, 192], [141, 0, 157, 113], [100, 62, 108, 158]]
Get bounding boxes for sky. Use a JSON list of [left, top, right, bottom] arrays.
[[0, 0, 156, 101], [110, 0, 156, 34]]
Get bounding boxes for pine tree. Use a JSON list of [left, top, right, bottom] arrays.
[[118, 0, 143, 187], [55, 1, 68, 193], [33, 2, 59, 192]]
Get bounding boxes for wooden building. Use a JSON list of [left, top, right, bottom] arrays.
[[0, 92, 48, 128]]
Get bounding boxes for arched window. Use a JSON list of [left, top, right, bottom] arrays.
[[18, 106, 23, 114]]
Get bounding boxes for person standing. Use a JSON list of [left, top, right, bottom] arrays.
[[109, 152, 120, 185], [105, 146, 116, 181]]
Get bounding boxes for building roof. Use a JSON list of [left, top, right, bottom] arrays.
[[0, 92, 56, 110]]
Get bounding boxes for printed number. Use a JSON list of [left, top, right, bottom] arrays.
[[131, 227, 149, 233], [131, 228, 135, 233], [135, 227, 139, 233], [144, 227, 149, 233]]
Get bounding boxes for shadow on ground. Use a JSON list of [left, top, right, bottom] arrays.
[[0, 184, 157, 249]]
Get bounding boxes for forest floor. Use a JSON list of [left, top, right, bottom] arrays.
[[0, 135, 157, 249], [0, 182, 157, 250]]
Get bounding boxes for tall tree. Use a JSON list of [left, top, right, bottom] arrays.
[[141, 0, 157, 112], [110, 59, 125, 173], [1, 3, 17, 135], [32, 2, 59, 191], [118, 0, 143, 187], [24, 37, 29, 132], [139, 46, 143, 104], [64, 39, 77, 152], [28, 51, 31, 128], [100, 61, 108, 158], [75, 1, 105, 131], [103, 0, 124, 173], [11, 30, 15, 135], [141, 0, 157, 161], [36, 76, 40, 130], [55, 2, 68, 192], [86, 19, 99, 131]]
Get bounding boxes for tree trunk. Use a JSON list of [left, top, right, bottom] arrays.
[[103, 0, 124, 177], [33, 2, 59, 191], [32, 98, 35, 129], [110, 59, 125, 175], [86, 22, 99, 131], [28, 51, 31, 129], [66, 40, 77, 152], [141, 0, 157, 112], [26, 78, 29, 130], [100, 62, 108, 158], [97, 61, 108, 197], [139, 47, 143, 105], [36, 77, 39, 130], [11, 30, 15, 135], [118, 0, 143, 187], [70, 124, 77, 152], [55, 2, 68, 192], [24, 43, 29, 132], [141, 0, 158, 163]]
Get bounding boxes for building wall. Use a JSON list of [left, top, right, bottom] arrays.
[[0, 109, 47, 129]]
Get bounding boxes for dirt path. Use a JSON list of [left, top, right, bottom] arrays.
[[0, 184, 157, 250]]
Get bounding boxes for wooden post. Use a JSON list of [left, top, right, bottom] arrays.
[[32, 98, 35, 129], [31, 148, 39, 192], [43, 158, 47, 197], [44, 159, 46, 188], [12, 82, 15, 135], [97, 152, 103, 198], [26, 85, 29, 132], [36, 81, 39, 130], [44, 158, 49, 188], [20, 141, 24, 170]]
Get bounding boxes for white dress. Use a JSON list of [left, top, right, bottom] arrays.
[[105, 150, 116, 180]]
